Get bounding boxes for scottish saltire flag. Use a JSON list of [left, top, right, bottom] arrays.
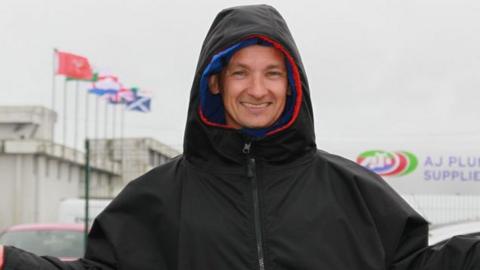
[[126, 95, 151, 112]]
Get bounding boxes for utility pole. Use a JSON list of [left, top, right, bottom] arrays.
[[84, 139, 91, 252]]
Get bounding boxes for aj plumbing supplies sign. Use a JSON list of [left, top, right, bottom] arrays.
[[354, 149, 480, 194], [422, 155, 480, 181]]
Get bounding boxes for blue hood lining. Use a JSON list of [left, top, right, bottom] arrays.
[[199, 38, 297, 138]]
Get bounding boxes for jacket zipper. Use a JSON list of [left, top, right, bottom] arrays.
[[243, 142, 265, 270]]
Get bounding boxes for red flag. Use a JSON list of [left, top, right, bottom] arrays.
[[56, 51, 93, 80]]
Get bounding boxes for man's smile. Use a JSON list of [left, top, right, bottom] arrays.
[[240, 102, 273, 115], [240, 102, 272, 108]]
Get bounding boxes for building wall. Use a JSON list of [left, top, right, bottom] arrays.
[[36, 156, 80, 224], [0, 106, 56, 141], [0, 154, 43, 228], [0, 107, 177, 230], [0, 153, 119, 230], [90, 138, 180, 194], [0, 136, 176, 230], [0, 156, 17, 228]]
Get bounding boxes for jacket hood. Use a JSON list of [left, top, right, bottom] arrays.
[[183, 4, 316, 166]]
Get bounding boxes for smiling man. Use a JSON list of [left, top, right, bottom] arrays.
[[1, 4, 479, 270], [208, 45, 289, 129]]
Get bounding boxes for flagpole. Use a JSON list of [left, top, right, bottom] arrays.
[[52, 49, 57, 143], [112, 102, 117, 141], [62, 79, 68, 152], [112, 103, 117, 168], [121, 104, 125, 185], [85, 89, 90, 144], [95, 96, 100, 164], [52, 49, 57, 111], [104, 102, 108, 139], [84, 138, 90, 251], [74, 81, 80, 151]]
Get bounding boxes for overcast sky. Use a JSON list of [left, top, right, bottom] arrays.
[[1, 0, 479, 151]]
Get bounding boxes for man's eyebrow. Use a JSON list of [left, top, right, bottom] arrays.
[[227, 62, 286, 70], [265, 64, 286, 70], [227, 63, 249, 69]]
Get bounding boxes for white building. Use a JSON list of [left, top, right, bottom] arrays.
[[0, 106, 179, 230]]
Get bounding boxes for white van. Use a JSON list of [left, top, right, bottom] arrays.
[[58, 198, 112, 226]]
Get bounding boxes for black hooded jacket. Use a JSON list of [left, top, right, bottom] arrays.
[[4, 4, 480, 270]]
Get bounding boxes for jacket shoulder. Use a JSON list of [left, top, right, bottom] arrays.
[[315, 149, 384, 184], [313, 149, 421, 217], [100, 155, 185, 216], [314, 150, 428, 266], [126, 154, 184, 190]]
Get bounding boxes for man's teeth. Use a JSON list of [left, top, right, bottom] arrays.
[[242, 102, 269, 108]]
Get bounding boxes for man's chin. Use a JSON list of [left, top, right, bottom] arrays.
[[227, 116, 277, 129], [240, 121, 273, 129]]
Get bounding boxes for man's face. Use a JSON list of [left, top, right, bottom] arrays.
[[209, 45, 288, 129]]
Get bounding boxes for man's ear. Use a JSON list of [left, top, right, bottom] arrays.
[[208, 74, 220, 95]]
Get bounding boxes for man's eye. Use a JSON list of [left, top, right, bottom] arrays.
[[267, 71, 284, 77], [231, 70, 247, 77]]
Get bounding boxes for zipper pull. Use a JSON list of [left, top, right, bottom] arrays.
[[242, 142, 252, 154], [247, 158, 256, 178]]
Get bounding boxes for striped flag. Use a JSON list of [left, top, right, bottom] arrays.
[[88, 74, 121, 96]]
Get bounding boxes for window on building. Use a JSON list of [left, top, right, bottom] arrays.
[[45, 158, 50, 177], [149, 150, 156, 167]]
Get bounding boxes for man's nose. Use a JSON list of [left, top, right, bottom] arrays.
[[247, 74, 267, 99]]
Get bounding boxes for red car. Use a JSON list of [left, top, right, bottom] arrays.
[[0, 223, 85, 261]]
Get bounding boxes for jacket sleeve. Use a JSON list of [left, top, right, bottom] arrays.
[[1, 220, 117, 270], [367, 183, 480, 269], [391, 229, 480, 270], [374, 185, 480, 269], [351, 166, 480, 270]]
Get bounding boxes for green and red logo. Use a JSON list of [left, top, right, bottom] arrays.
[[356, 150, 418, 177]]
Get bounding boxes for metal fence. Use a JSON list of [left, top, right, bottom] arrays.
[[402, 194, 480, 226]]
